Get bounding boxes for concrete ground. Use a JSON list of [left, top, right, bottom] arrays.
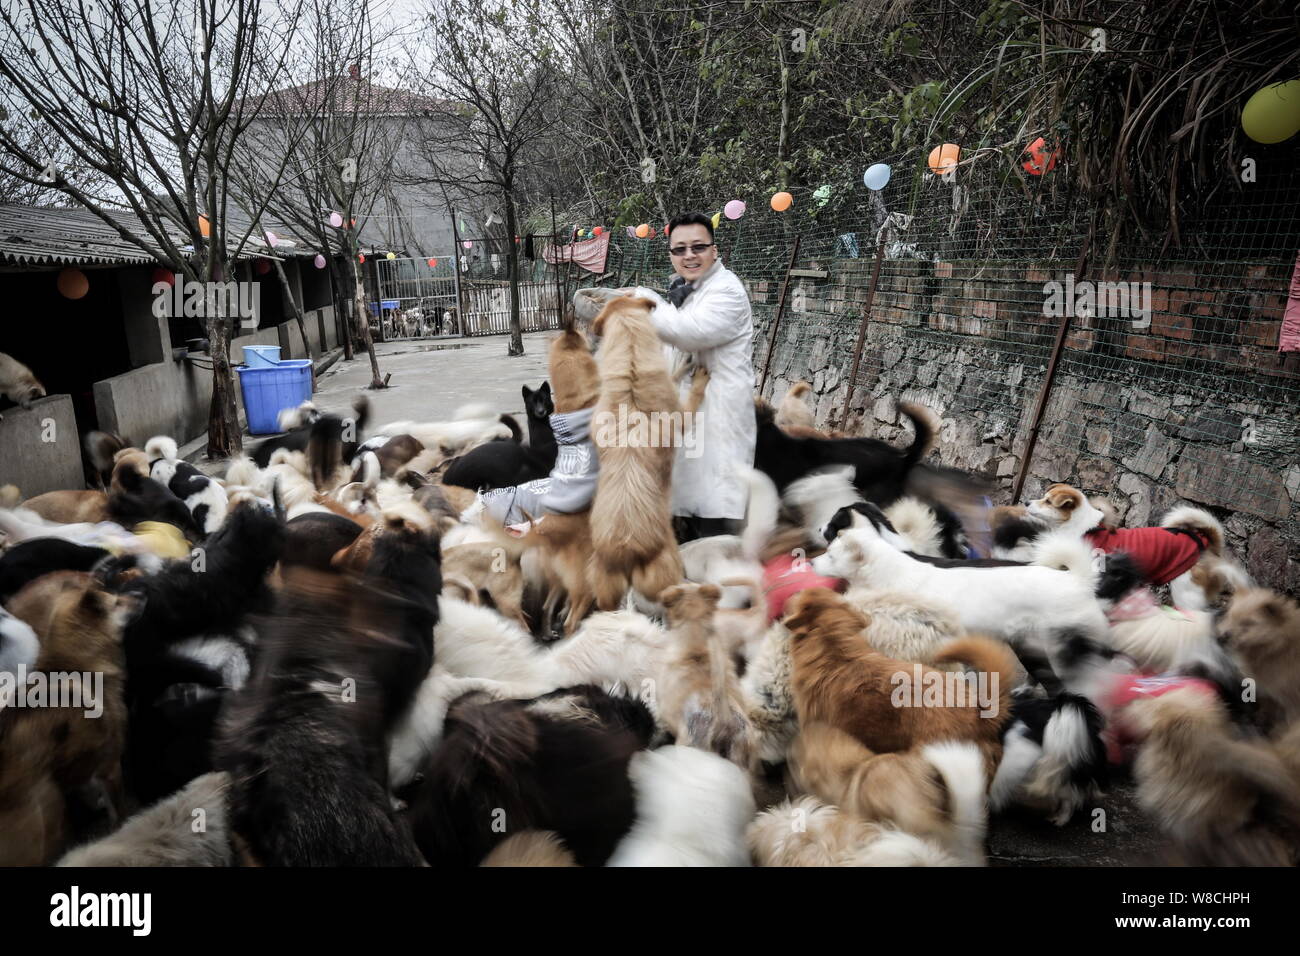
[[222, 332, 1161, 866]]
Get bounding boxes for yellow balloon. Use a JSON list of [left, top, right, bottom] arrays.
[[711, 211, 722, 228], [1242, 80, 1300, 144]]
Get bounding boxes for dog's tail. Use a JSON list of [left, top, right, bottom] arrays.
[[0, 484, 21, 509], [786, 381, 812, 400], [1092, 550, 1143, 607], [85, 430, 128, 479], [884, 497, 943, 556], [897, 403, 939, 468], [350, 395, 371, 438], [499, 414, 523, 442], [225, 456, 262, 489], [1022, 695, 1107, 825], [145, 435, 179, 462], [848, 829, 964, 866], [307, 415, 344, 490], [1161, 505, 1225, 556], [736, 465, 779, 562], [919, 740, 987, 865], [1031, 532, 1097, 587], [930, 636, 1018, 724]]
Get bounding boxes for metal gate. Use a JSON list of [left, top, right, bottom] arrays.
[[372, 255, 563, 339]]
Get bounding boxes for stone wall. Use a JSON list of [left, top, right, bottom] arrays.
[[749, 256, 1300, 594]]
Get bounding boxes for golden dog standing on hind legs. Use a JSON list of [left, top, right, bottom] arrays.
[[589, 294, 685, 609]]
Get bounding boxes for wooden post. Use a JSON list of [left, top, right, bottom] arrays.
[[758, 234, 803, 396], [550, 195, 562, 327], [1010, 228, 1094, 502], [838, 235, 889, 432]]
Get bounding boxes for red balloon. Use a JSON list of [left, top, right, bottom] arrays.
[[358, 253, 366, 264], [254, 259, 271, 275], [151, 267, 175, 287], [427, 257, 437, 267], [593, 226, 603, 236], [1022, 137, 1062, 176]]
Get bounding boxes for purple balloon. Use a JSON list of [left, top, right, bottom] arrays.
[[313, 253, 326, 269], [724, 199, 746, 220]]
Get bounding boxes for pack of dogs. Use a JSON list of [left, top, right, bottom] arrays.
[[1, 299, 1298, 867]]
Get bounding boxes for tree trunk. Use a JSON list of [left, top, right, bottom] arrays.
[[505, 188, 523, 356], [273, 259, 314, 360], [329, 259, 355, 361], [352, 258, 384, 389], [205, 315, 242, 459]]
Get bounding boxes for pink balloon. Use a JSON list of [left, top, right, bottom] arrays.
[[313, 254, 326, 269], [724, 199, 746, 220], [264, 231, 278, 247], [462, 240, 472, 249], [328, 212, 343, 228]]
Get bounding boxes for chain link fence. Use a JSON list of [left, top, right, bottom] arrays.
[[603, 147, 1300, 592]]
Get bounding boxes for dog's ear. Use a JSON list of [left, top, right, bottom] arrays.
[[659, 585, 685, 608], [521, 385, 533, 403], [539, 381, 551, 398]]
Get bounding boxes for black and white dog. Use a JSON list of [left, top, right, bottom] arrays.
[[146, 437, 228, 535]]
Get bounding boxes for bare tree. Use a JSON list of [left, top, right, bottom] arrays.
[[402, 0, 566, 356], [234, 0, 405, 387], [0, 0, 304, 457]]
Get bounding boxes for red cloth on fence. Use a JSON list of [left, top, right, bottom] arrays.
[[1281, 249, 1300, 352], [543, 232, 610, 275], [1084, 526, 1207, 586]]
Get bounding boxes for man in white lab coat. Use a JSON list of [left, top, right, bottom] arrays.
[[627, 212, 757, 540]]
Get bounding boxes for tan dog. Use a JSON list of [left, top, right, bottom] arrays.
[[1220, 588, 1300, 732], [0, 351, 46, 413], [442, 542, 528, 630], [589, 295, 683, 609], [0, 572, 133, 865], [775, 381, 816, 430], [785, 588, 1014, 759], [19, 489, 111, 524], [789, 722, 988, 865], [657, 582, 754, 771], [1128, 687, 1300, 866]]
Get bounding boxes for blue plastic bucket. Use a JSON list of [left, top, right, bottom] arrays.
[[242, 344, 282, 367], [237, 359, 313, 434]]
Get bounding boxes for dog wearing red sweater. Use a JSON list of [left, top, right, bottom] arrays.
[[1019, 484, 1247, 608]]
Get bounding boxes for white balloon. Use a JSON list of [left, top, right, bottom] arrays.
[[863, 163, 892, 190]]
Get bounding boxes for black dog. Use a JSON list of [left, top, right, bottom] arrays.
[[113, 501, 284, 804], [754, 400, 935, 505], [282, 512, 364, 571], [108, 466, 206, 542], [401, 685, 655, 867], [441, 383, 557, 491], [0, 539, 109, 603], [215, 524, 440, 866]]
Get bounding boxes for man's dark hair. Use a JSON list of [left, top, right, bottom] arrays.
[[666, 211, 714, 240]]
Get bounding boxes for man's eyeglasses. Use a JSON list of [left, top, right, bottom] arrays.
[[668, 243, 714, 257]]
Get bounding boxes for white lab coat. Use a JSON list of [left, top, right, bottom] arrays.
[[634, 260, 756, 519]]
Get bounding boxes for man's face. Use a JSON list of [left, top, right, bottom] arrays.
[[668, 223, 717, 283]]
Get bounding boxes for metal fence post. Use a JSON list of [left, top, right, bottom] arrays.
[[838, 235, 889, 431], [758, 234, 803, 397]]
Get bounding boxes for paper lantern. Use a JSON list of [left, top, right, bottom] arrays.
[[927, 143, 960, 175], [1241, 80, 1300, 144], [863, 163, 891, 190], [427, 257, 437, 267], [813, 185, 831, 206], [635, 223, 650, 238], [724, 199, 745, 220], [386, 252, 396, 260], [313, 254, 326, 269], [1021, 137, 1062, 176], [593, 226, 603, 236], [151, 267, 175, 287], [57, 267, 89, 300], [198, 215, 211, 238], [770, 191, 793, 211], [254, 258, 271, 275], [328, 212, 343, 228], [711, 211, 722, 228], [358, 253, 366, 264]]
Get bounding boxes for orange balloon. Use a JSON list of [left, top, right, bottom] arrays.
[[198, 215, 211, 238], [927, 143, 960, 175], [770, 191, 793, 212], [635, 223, 650, 238], [57, 267, 89, 299]]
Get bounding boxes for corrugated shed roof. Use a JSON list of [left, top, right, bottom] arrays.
[[0, 204, 337, 268]]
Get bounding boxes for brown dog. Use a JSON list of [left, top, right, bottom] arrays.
[[589, 295, 683, 610], [0, 572, 133, 865], [657, 582, 754, 770], [784, 587, 1014, 759], [442, 542, 528, 630], [1220, 588, 1300, 733]]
